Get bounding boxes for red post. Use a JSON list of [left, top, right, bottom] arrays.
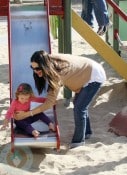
[[44, 0, 64, 15], [0, 0, 9, 16]]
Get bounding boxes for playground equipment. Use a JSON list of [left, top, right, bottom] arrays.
[[72, 9, 127, 80], [72, 2, 127, 135], [108, 106, 127, 137], [106, 0, 127, 55], [46, 0, 72, 105], [0, 0, 60, 151]]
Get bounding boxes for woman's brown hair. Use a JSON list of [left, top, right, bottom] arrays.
[[30, 50, 69, 94]]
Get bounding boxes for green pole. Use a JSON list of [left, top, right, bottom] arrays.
[[113, 0, 119, 54], [63, 0, 72, 106], [58, 16, 64, 53]]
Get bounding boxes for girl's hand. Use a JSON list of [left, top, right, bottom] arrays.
[[0, 125, 7, 130], [0, 123, 9, 130], [0, 118, 9, 130], [15, 111, 25, 115]]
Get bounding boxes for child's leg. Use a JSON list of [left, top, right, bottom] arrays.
[[31, 113, 56, 131], [48, 122, 56, 131], [32, 130, 40, 138], [15, 119, 40, 137]]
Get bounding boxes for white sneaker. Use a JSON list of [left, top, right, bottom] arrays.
[[69, 142, 85, 149], [97, 25, 108, 36]]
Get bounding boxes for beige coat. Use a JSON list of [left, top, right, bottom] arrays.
[[38, 54, 94, 112]]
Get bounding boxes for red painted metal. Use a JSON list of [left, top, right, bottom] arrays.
[[106, 0, 127, 22], [109, 107, 127, 136], [53, 105, 61, 150], [48, 0, 62, 6], [44, 0, 64, 15], [0, 0, 9, 16], [114, 29, 119, 40], [0, 0, 13, 151]]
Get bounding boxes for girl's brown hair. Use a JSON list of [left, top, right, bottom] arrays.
[[15, 83, 34, 99]]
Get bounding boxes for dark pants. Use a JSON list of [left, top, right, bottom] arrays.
[[81, 0, 109, 27], [72, 82, 101, 143], [14, 112, 52, 135]]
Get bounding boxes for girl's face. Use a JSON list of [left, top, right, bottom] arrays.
[[31, 62, 43, 77], [18, 94, 31, 104]]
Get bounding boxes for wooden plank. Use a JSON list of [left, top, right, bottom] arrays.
[[72, 9, 127, 80]]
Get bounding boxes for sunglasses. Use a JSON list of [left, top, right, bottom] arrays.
[[30, 65, 42, 71]]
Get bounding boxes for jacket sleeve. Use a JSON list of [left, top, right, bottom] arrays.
[[32, 86, 60, 114]]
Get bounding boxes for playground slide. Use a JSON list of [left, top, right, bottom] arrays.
[[72, 9, 127, 80], [10, 4, 60, 149]]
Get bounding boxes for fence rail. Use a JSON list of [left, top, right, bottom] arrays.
[[106, 0, 127, 22]]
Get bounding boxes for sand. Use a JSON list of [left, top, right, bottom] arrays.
[[0, 2, 127, 175]]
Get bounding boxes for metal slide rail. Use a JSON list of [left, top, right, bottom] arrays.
[[106, 0, 127, 22], [106, 0, 127, 52]]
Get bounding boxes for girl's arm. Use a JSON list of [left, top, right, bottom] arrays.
[[5, 100, 16, 120], [0, 100, 16, 130]]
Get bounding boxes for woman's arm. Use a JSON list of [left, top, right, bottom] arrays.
[[14, 87, 60, 120], [31, 96, 46, 103], [14, 109, 42, 120]]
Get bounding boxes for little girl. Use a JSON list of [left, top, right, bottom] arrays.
[[1, 83, 55, 137]]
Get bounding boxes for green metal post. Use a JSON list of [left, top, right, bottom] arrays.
[[63, 0, 72, 106], [58, 16, 64, 53], [113, 0, 119, 54]]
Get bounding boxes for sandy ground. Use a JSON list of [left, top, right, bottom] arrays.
[[0, 2, 127, 175]]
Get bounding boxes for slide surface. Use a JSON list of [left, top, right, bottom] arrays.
[[10, 4, 60, 149]]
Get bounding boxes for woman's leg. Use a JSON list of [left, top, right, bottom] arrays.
[[93, 0, 109, 26], [81, 0, 94, 27], [72, 82, 101, 144]]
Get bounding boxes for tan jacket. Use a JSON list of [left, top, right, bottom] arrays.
[[38, 54, 94, 112]]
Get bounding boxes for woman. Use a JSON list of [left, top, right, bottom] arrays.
[[15, 50, 106, 148]]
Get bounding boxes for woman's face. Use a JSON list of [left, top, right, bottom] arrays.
[[31, 62, 43, 77]]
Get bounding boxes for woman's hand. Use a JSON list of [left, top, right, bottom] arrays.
[[14, 111, 26, 120]]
